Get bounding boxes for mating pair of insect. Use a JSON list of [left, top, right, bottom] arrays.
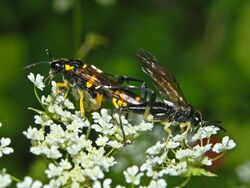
[[26, 49, 223, 139]]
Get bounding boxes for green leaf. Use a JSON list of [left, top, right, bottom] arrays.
[[184, 167, 217, 177]]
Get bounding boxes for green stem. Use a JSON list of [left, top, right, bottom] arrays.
[[52, 158, 59, 165], [207, 136, 211, 145], [200, 138, 203, 146], [10, 175, 21, 183], [34, 86, 42, 104], [105, 148, 115, 157], [176, 176, 191, 188], [73, 0, 83, 53], [28, 107, 44, 114], [212, 152, 225, 161], [85, 124, 91, 139]]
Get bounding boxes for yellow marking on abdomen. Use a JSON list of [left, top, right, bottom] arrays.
[[86, 75, 96, 88], [135, 96, 141, 101], [112, 98, 119, 109]]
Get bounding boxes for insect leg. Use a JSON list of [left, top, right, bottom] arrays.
[[115, 76, 150, 101], [163, 122, 172, 145], [56, 80, 70, 98], [78, 88, 85, 117], [102, 73, 150, 100], [102, 73, 145, 85], [144, 91, 156, 119], [96, 93, 104, 107], [115, 107, 126, 145]]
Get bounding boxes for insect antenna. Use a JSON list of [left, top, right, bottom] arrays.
[[23, 49, 55, 70], [23, 61, 50, 70], [46, 49, 54, 61]]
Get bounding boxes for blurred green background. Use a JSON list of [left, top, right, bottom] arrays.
[[0, 0, 249, 187]]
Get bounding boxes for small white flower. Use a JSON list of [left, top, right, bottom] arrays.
[[140, 161, 153, 172], [166, 140, 180, 149], [124, 166, 143, 185], [201, 156, 212, 166], [148, 179, 167, 188], [16, 176, 42, 188], [96, 135, 109, 146], [92, 122, 115, 135], [28, 73, 45, 91], [54, 104, 65, 116], [0, 172, 12, 188], [44, 145, 62, 159], [192, 126, 219, 141], [172, 133, 186, 142], [192, 144, 212, 158], [64, 98, 75, 109], [69, 117, 88, 130], [113, 114, 129, 125], [66, 143, 82, 155], [34, 115, 53, 126], [45, 124, 66, 145], [30, 145, 43, 155], [145, 168, 165, 179], [108, 140, 123, 149], [166, 161, 187, 176], [115, 186, 126, 188], [123, 124, 137, 136], [68, 165, 85, 183], [71, 181, 80, 188], [43, 179, 61, 188], [212, 136, 236, 153], [92, 109, 112, 123], [23, 127, 44, 141], [146, 141, 164, 155], [175, 148, 193, 160], [93, 179, 112, 188], [41, 95, 52, 105], [59, 159, 72, 170], [0, 138, 14, 157], [0, 122, 2, 127], [85, 166, 104, 181], [45, 163, 63, 178], [136, 121, 154, 131]]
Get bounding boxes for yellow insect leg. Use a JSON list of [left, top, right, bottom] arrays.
[[78, 89, 85, 117], [96, 93, 104, 107], [56, 80, 70, 98], [143, 106, 151, 120]]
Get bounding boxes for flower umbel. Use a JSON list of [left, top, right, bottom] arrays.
[[0, 72, 235, 188]]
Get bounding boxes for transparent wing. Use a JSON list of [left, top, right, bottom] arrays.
[[137, 49, 187, 106]]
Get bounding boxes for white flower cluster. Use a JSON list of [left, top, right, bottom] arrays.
[[120, 125, 236, 187], [0, 123, 14, 187], [1, 73, 233, 188], [0, 123, 14, 158], [0, 169, 12, 188], [22, 74, 154, 187]]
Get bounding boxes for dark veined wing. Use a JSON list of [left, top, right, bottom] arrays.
[[137, 49, 187, 106], [74, 66, 116, 87]]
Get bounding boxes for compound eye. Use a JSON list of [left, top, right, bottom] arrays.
[[193, 111, 202, 125], [51, 61, 63, 73]]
